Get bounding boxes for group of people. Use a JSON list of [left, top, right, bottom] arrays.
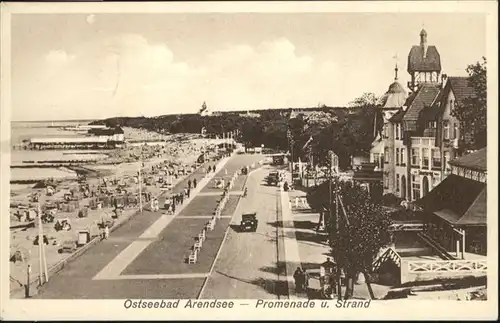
[[163, 177, 200, 214], [206, 165, 217, 174], [188, 178, 197, 190], [293, 267, 310, 293]]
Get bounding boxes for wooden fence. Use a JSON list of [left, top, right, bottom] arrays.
[[406, 259, 487, 273]]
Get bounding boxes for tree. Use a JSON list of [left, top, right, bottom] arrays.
[[348, 92, 379, 108], [308, 180, 392, 299], [451, 57, 487, 150]]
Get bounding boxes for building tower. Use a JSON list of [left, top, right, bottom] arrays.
[[407, 29, 442, 93]]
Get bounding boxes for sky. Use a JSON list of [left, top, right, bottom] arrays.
[[10, 12, 486, 121]]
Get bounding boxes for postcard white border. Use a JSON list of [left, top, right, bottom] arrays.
[[1, 1, 498, 321]]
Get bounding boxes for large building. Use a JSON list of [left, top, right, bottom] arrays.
[[380, 29, 478, 202]]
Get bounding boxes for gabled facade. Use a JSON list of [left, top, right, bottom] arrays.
[[381, 30, 479, 202]]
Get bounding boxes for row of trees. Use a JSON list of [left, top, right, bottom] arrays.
[[92, 94, 382, 170]]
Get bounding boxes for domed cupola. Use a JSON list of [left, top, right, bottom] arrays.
[[380, 63, 408, 109]]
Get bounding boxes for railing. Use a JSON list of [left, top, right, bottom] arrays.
[[411, 137, 436, 147], [406, 259, 487, 273], [389, 223, 424, 232], [417, 232, 456, 260], [372, 247, 402, 272]]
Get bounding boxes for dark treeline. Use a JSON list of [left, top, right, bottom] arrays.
[[91, 99, 382, 169]]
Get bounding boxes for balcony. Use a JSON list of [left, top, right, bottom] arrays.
[[411, 137, 435, 147]]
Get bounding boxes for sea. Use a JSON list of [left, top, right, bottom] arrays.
[[10, 120, 111, 183]]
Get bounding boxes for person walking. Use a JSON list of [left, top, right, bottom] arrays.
[[188, 179, 192, 190], [193, 178, 197, 188], [187, 187, 191, 198], [104, 225, 110, 240], [293, 267, 304, 293], [208, 165, 212, 173], [303, 269, 310, 291]]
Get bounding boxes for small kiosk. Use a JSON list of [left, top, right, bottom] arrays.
[[77, 230, 91, 247]]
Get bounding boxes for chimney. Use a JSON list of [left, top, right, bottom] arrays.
[[441, 74, 448, 89]]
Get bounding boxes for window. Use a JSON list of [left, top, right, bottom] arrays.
[[432, 149, 441, 169], [396, 148, 400, 165], [383, 125, 388, 139], [401, 148, 406, 166], [411, 148, 420, 166], [453, 123, 458, 139], [384, 148, 389, 164], [396, 174, 400, 192], [443, 121, 450, 140], [396, 124, 402, 140], [394, 124, 399, 140], [422, 148, 430, 168], [412, 175, 421, 200]]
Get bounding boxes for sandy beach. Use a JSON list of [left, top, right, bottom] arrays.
[[9, 126, 229, 295]]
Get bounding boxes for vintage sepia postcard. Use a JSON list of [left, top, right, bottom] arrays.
[[1, 1, 498, 321]]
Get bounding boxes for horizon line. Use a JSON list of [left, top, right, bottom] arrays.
[[11, 105, 357, 123]]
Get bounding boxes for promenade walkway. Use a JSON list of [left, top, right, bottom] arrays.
[[34, 154, 264, 299]]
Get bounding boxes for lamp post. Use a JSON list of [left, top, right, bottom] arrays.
[[138, 163, 143, 214], [328, 150, 342, 300]]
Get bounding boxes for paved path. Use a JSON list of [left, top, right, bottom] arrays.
[[280, 190, 306, 299], [200, 165, 289, 299], [93, 158, 231, 281], [34, 154, 265, 299]]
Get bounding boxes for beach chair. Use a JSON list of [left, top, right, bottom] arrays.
[[199, 231, 206, 242], [194, 239, 202, 250], [188, 251, 197, 264]]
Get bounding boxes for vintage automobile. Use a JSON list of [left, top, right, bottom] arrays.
[[266, 171, 279, 186], [240, 212, 258, 232]]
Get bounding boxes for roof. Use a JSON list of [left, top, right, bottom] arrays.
[[420, 105, 441, 122], [30, 137, 110, 144], [389, 108, 406, 123], [370, 139, 384, 154], [89, 127, 124, 135], [447, 76, 477, 103], [382, 81, 408, 109], [449, 148, 487, 172], [416, 174, 486, 226], [407, 45, 441, 72], [352, 170, 383, 181], [402, 84, 441, 127]]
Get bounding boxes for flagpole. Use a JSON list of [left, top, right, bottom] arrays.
[[37, 204, 44, 285], [138, 162, 143, 214]]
